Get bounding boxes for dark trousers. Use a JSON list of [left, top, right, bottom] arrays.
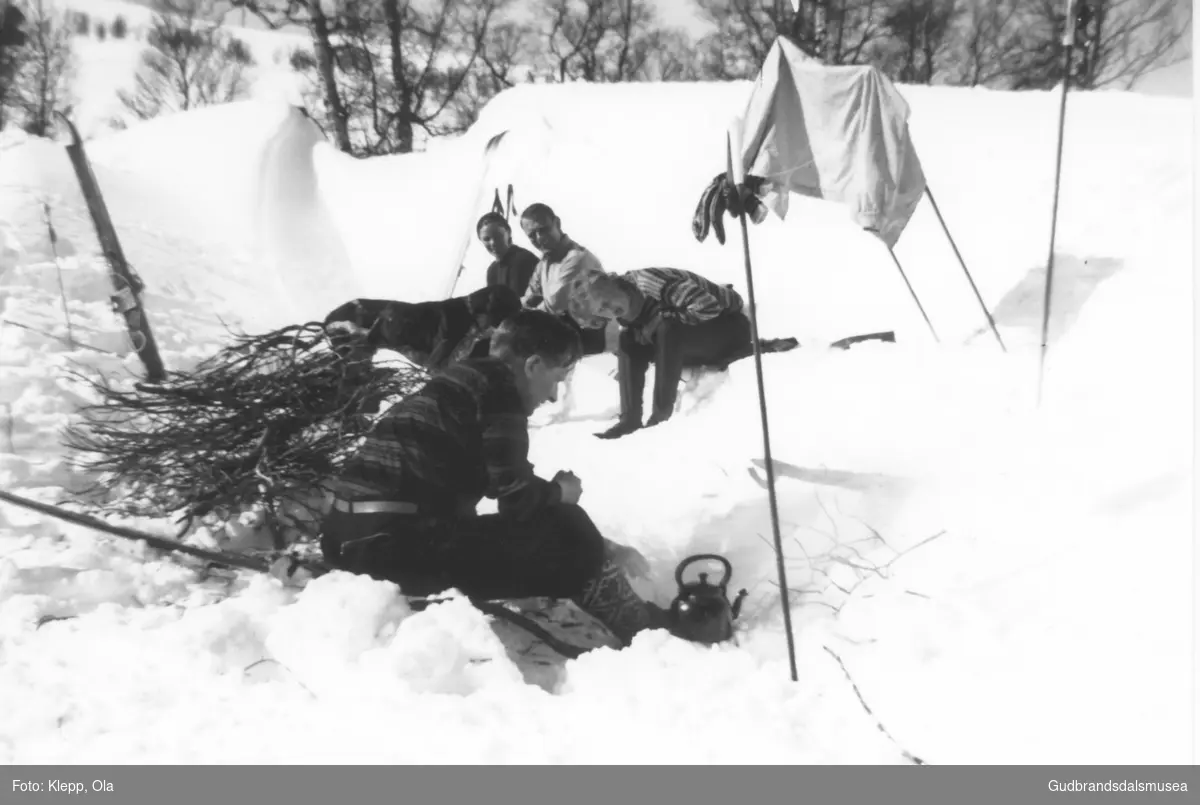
[[618, 312, 751, 423], [321, 503, 608, 601], [320, 502, 669, 644]]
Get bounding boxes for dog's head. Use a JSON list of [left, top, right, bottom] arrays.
[[465, 284, 522, 330]]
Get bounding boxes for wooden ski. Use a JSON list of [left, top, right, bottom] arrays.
[[57, 113, 166, 381]]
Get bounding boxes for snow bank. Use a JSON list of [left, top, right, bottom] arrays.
[[0, 73, 1192, 763]]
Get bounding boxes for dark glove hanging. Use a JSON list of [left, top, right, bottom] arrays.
[[692, 173, 770, 245], [707, 179, 728, 245], [722, 175, 744, 219], [692, 174, 722, 243], [742, 175, 769, 224]]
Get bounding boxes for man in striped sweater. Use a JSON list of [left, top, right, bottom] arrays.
[[581, 268, 758, 439], [319, 309, 673, 646]]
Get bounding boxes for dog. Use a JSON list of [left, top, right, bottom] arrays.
[[324, 284, 522, 372]]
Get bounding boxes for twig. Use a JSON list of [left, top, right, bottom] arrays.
[[243, 658, 317, 699], [813, 491, 841, 542], [827, 554, 886, 578], [0, 318, 118, 356], [856, 520, 895, 550], [883, 530, 948, 570], [824, 646, 927, 765], [42, 202, 76, 349]]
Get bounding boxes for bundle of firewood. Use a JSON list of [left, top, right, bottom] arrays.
[[62, 322, 428, 547]]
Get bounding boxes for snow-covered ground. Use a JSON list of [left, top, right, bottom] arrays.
[[0, 58, 1194, 763]]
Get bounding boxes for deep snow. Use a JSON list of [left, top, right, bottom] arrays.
[[0, 26, 1194, 764]]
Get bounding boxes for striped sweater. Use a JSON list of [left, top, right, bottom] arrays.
[[332, 357, 561, 520], [617, 268, 745, 340]]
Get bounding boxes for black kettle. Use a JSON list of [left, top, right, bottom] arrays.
[[669, 554, 748, 645]]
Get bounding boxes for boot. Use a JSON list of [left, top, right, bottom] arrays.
[[643, 411, 671, 429], [595, 418, 642, 439], [575, 560, 670, 646]]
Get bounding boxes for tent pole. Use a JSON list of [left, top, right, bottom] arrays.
[[886, 246, 939, 343], [924, 186, 1006, 352], [1038, 0, 1079, 405], [727, 134, 798, 683]]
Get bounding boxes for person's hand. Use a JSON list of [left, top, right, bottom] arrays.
[[268, 556, 314, 588], [553, 470, 582, 504], [607, 542, 650, 580]]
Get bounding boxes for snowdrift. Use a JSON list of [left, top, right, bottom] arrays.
[[0, 72, 1193, 764]]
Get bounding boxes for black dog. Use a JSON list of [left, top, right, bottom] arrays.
[[324, 284, 521, 372]]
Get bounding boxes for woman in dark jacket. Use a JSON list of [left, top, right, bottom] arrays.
[[477, 212, 538, 298]]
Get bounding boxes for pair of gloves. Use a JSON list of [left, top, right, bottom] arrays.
[[691, 173, 770, 246]]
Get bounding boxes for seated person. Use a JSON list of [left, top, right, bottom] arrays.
[[518, 202, 608, 357], [319, 309, 675, 646], [477, 212, 539, 298]]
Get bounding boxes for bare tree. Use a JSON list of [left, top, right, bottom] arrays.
[[119, 0, 255, 120], [643, 27, 710, 81], [231, 0, 352, 152], [949, 0, 1026, 86], [373, 0, 507, 151], [529, 0, 694, 83], [3, 0, 74, 136], [691, 0, 892, 77], [238, 0, 508, 156], [955, 0, 1192, 90], [877, 0, 960, 84], [1074, 0, 1191, 89], [0, 0, 28, 129], [476, 19, 533, 93]]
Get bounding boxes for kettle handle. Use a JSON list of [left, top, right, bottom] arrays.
[[674, 554, 733, 590]]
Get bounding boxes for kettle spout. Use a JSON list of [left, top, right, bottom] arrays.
[[730, 588, 749, 620]]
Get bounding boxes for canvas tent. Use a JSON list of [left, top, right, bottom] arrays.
[[732, 38, 926, 250], [727, 37, 1000, 347]]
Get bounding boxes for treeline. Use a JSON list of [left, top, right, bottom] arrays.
[[0, 0, 1191, 151], [230, 0, 1194, 156]]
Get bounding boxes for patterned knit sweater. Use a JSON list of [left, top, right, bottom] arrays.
[[332, 357, 562, 520], [615, 268, 745, 341]]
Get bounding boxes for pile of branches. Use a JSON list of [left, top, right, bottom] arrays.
[[62, 322, 429, 547]]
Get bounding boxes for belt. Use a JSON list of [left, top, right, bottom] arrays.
[[332, 498, 420, 515], [331, 498, 477, 517]]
